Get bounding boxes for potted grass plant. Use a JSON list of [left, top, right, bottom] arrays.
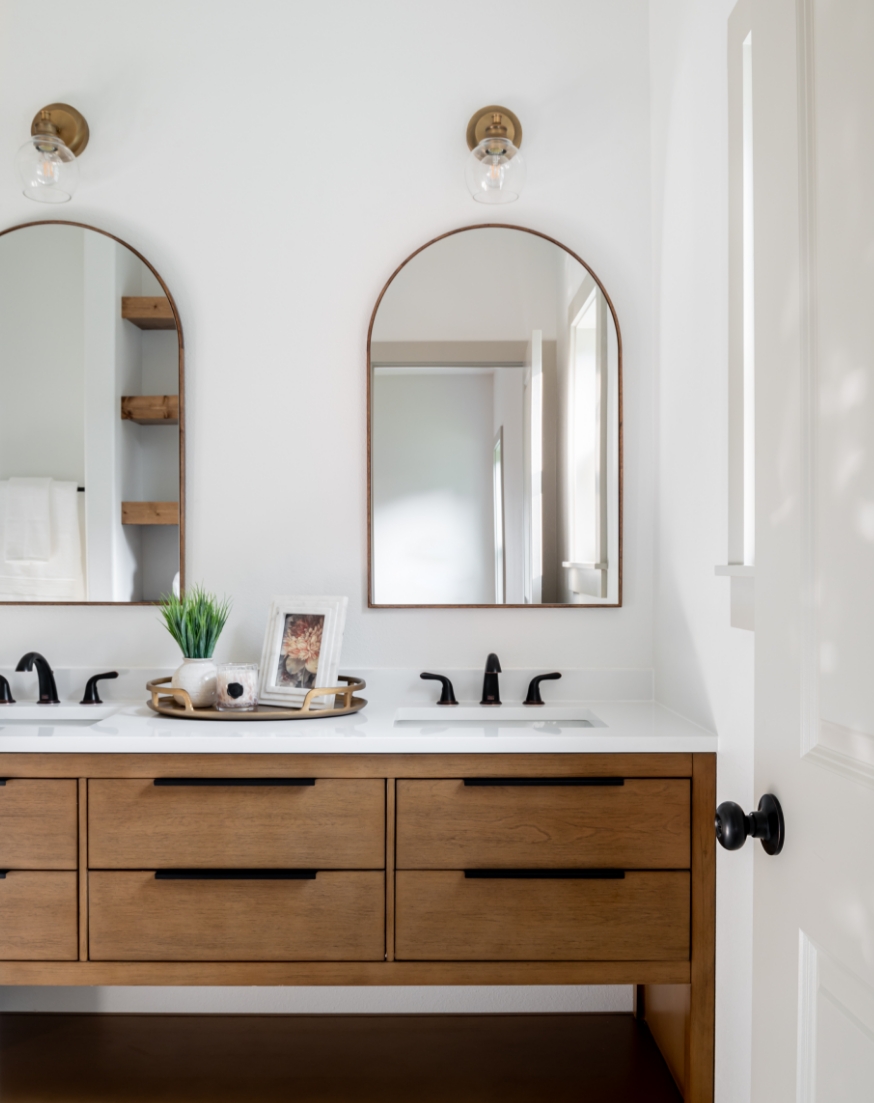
[[160, 585, 232, 708]]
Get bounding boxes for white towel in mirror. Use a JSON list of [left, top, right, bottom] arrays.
[[0, 480, 85, 601], [4, 477, 52, 561]]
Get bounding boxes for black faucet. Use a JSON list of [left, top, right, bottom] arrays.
[[15, 652, 60, 704], [480, 653, 502, 706]]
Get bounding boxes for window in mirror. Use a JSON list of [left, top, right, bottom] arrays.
[[368, 225, 621, 607], [0, 222, 183, 604]]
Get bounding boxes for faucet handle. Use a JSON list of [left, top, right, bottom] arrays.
[[524, 672, 562, 705], [0, 675, 15, 704], [81, 671, 119, 705], [420, 673, 458, 706]]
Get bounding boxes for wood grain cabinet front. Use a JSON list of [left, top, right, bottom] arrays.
[[0, 871, 78, 960], [89, 871, 385, 961], [88, 779, 385, 869], [395, 870, 691, 961], [396, 778, 690, 869], [0, 779, 78, 869]]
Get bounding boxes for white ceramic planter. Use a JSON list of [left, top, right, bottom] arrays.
[[171, 657, 218, 709]]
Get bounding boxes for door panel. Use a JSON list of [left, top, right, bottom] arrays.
[[753, 1, 874, 1100]]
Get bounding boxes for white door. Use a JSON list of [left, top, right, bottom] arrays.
[[752, 1, 874, 1099]]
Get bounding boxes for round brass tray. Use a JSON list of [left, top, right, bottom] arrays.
[[146, 675, 367, 721]]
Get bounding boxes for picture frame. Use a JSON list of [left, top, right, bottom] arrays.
[[257, 595, 348, 709]]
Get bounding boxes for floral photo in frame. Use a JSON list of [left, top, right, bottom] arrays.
[[257, 595, 348, 708]]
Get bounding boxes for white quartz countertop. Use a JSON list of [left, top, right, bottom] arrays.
[[0, 689, 717, 755]]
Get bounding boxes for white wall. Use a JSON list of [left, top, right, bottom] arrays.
[[649, 3, 754, 1102], [0, 0, 653, 1015]]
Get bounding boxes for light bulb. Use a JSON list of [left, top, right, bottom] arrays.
[[465, 136, 526, 204], [16, 132, 79, 203]]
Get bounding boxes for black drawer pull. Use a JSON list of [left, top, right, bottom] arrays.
[[464, 869, 625, 880], [463, 777, 624, 787], [0, 871, 7, 879], [154, 869, 317, 881], [153, 778, 316, 787], [0, 779, 7, 785]]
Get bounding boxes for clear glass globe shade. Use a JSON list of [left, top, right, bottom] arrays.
[[16, 134, 79, 203], [465, 137, 526, 204]]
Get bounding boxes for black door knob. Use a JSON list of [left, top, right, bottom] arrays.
[[715, 794, 785, 855]]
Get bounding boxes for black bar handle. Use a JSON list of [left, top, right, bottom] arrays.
[[465, 869, 625, 880], [80, 671, 118, 705], [154, 869, 318, 880], [0, 871, 7, 879], [153, 778, 316, 787], [0, 676, 15, 704], [420, 673, 458, 705], [463, 777, 624, 787], [524, 672, 562, 705]]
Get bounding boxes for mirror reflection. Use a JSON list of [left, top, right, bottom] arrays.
[[0, 223, 182, 603], [369, 226, 620, 606]]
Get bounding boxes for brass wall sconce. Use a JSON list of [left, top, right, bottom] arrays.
[[17, 103, 90, 204], [465, 105, 525, 204]]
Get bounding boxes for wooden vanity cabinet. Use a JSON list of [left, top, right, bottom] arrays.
[[0, 752, 715, 1102]]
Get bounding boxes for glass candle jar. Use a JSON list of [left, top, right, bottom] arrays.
[[215, 663, 259, 711]]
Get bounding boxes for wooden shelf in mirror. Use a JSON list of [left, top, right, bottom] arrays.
[[121, 395, 179, 425], [121, 502, 179, 526], [121, 296, 177, 330]]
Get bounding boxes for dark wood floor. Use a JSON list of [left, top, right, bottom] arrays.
[[0, 1012, 682, 1102]]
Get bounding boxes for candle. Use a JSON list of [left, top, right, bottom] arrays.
[[215, 663, 259, 711]]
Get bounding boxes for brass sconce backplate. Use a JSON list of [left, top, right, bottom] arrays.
[[466, 105, 523, 151], [30, 103, 90, 156]]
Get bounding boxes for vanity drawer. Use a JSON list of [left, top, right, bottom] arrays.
[[88, 779, 385, 869], [395, 870, 690, 961], [0, 779, 78, 869], [0, 871, 78, 960], [89, 871, 385, 961], [396, 779, 690, 870]]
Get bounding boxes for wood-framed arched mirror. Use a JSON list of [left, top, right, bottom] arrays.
[[0, 220, 184, 604], [367, 224, 621, 608]]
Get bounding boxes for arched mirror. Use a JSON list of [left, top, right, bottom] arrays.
[[0, 221, 183, 604], [368, 225, 621, 607]]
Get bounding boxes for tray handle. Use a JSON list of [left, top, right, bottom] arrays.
[[299, 675, 365, 714], [148, 677, 196, 714]]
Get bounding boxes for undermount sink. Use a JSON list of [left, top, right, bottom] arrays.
[[0, 703, 120, 724], [394, 705, 605, 726]]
